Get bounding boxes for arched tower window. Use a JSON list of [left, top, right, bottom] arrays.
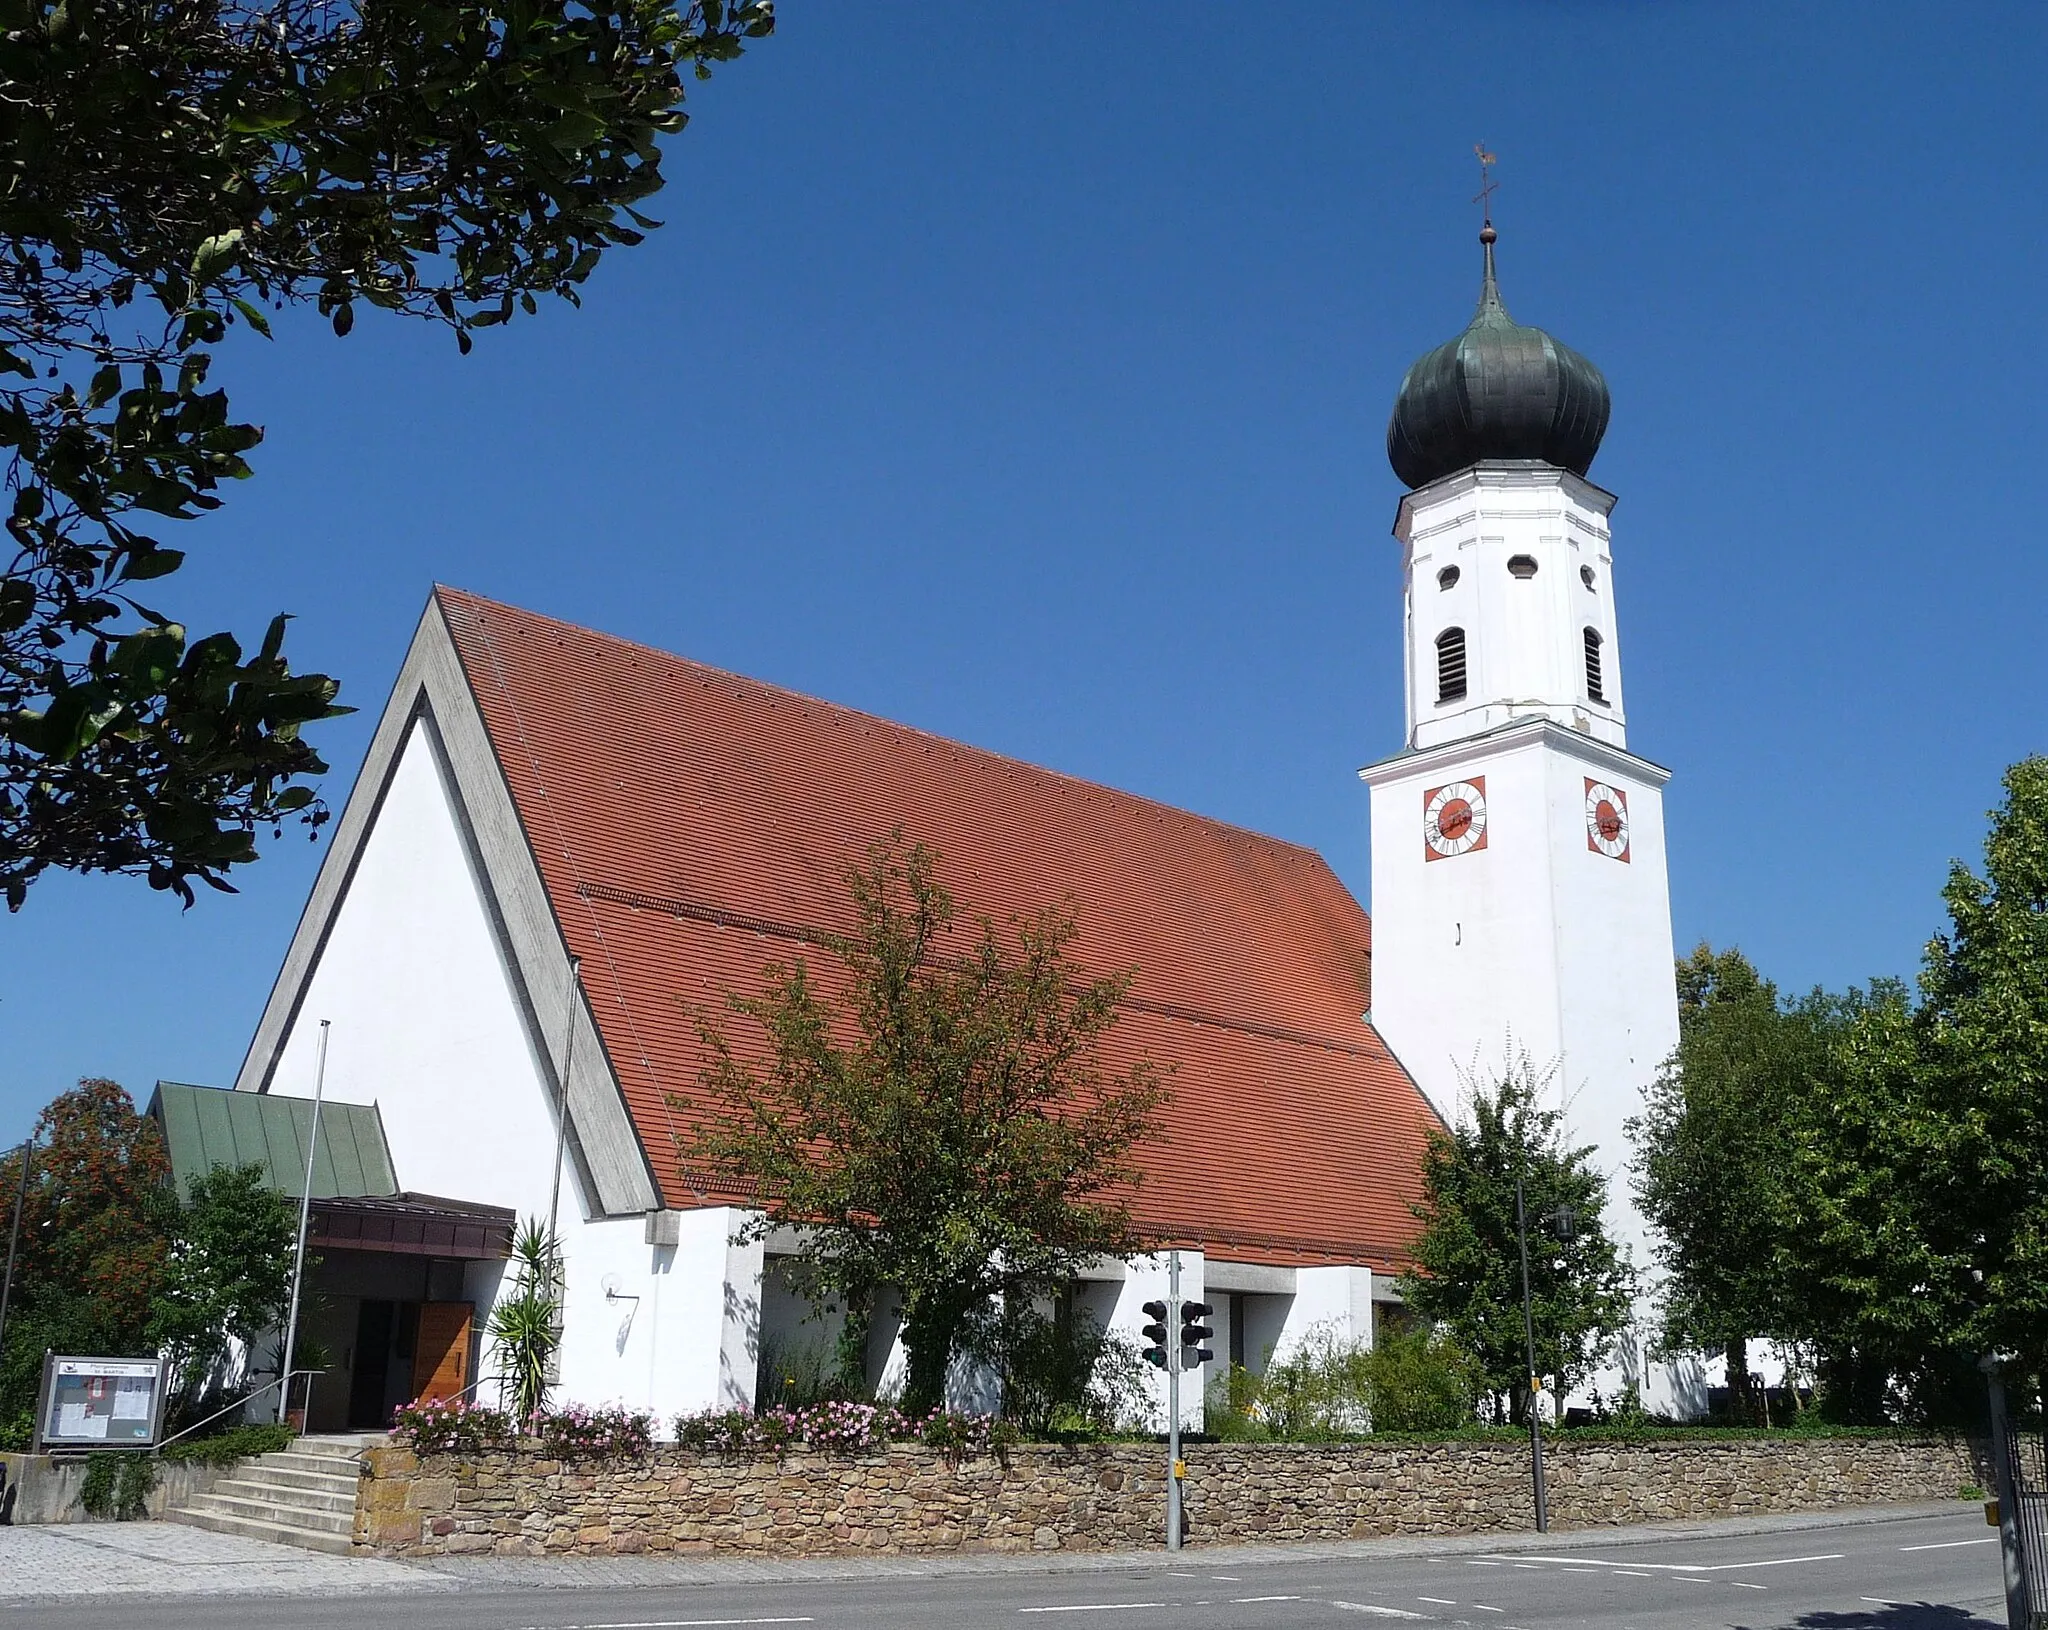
[[1584, 627, 1606, 704], [1436, 627, 1468, 704]]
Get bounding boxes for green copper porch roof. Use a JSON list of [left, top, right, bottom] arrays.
[[148, 1081, 400, 1203]]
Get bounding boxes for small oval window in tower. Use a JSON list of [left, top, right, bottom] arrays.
[[1507, 554, 1538, 579], [1580, 565, 1596, 590], [1437, 565, 1460, 591], [1436, 627, 1468, 704], [1584, 627, 1607, 704]]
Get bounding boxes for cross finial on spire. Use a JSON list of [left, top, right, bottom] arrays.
[[1473, 143, 1499, 242]]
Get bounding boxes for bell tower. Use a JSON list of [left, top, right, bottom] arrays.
[[1362, 214, 1680, 1396]]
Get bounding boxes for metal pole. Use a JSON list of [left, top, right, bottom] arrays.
[[547, 956, 583, 1245], [1167, 1248, 1183, 1552], [0, 1136, 35, 1364], [278, 1020, 330, 1427], [1516, 1172, 1549, 1533], [1984, 1357, 2031, 1630]]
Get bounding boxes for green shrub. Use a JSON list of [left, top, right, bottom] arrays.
[[159, 1422, 296, 1465], [969, 1298, 1150, 1436], [1207, 1323, 1482, 1440], [79, 1453, 156, 1520]]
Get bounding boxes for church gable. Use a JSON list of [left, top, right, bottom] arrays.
[[234, 599, 659, 1218]]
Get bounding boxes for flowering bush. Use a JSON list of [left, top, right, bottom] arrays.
[[530, 1403, 655, 1459], [391, 1397, 515, 1454], [671, 1401, 1013, 1457]]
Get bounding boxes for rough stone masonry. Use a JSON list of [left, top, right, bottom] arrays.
[[355, 1435, 1987, 1557]]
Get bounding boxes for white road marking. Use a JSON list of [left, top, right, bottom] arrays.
[[1462, 1560, 1501, 1567], [1864, 1598, 1907, 1607], [1479, 1551, 1843, 1573], [1212, 1575, 1242, 1581], [1562, 1567, 1601, 1573], [1329, 1604, 1429, 1619], [1730, 1582, 1767, 1590], [1417, 1598, 1457, 1606], [1611, 1570, 1651, 1578], [1019, 1607, 1168, 1616], [1473, 1605, 1505, 1613], [1901, 1537, 1998, 1551], [1230, 1597, 1300, 1604]]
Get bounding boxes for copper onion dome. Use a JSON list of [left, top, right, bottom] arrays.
[[1386, 224, 1611, 490]]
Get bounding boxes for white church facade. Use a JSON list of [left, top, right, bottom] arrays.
[[225, 220, 1684, 1432]]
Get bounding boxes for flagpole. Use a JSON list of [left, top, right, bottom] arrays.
[[278, 1020, 330, 1427]]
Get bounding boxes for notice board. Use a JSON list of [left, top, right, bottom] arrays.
[[34, 1355, 167, 1451]]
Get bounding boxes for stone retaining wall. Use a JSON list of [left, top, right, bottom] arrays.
[[356, 1435, 1987, 1556]]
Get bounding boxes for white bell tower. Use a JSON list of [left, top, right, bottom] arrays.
[[1362, 221, 1680, 1401]]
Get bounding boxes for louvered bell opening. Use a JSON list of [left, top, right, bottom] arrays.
[[1436, 627, 1468, 705], [1584, 627, 1606, 704]]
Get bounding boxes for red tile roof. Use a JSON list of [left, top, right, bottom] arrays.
[[437, 587, 1439, 1268]]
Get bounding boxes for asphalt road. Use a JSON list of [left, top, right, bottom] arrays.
[[7, 1507, 2010, 1630]]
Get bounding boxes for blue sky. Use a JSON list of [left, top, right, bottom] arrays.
[[4, 6, 2044, 1142]]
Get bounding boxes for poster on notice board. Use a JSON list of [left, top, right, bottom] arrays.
[[34, 1355, 167, 1451]]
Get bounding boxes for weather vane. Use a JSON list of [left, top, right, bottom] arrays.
[[1473, 143, 1498, 228]]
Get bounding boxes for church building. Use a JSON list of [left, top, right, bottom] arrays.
[[229, 220, 1679, 1431]]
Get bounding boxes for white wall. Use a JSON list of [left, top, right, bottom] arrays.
[[1370, 493, 1685, 1415], [259, 715, 757, 1428], [1398, 464, 1626, 752]]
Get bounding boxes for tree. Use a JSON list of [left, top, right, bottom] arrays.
[[686, 836, 1170, 1417], [1783, 757, 2048, 1422], [0, 1079, 175, 1441], [149, 1161, 297, 1420], [0, 0, 773, 908], [1629, 945, 1835, 1411], [1399, 1060, 1633, 1420]]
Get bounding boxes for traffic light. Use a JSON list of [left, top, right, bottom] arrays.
[[1139, 1300, 1170, 1369], [1179, 1300, 1214, 1366]]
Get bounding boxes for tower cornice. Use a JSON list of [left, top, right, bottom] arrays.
[[1357, 716, 1671, 790], [1393, 459, 1617, 541]]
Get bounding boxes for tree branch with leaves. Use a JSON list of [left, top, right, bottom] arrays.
[[0, 0, 772, 907], [683, 836, 1170, 1417]]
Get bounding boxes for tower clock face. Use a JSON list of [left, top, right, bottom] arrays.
[[1424, 778, 1488, 860], [1584, 778, 1630, 861]]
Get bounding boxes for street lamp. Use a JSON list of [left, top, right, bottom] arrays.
[[1514, 1171, 1574, 1535]]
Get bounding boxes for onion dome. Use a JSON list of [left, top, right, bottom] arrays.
[[1386, 224, 1610, 490]]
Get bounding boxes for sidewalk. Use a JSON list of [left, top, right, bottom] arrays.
[[0, 1499, 1971, 1601], [0, 1521, 455, 1600]]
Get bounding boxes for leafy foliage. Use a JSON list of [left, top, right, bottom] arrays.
[[0, 1080, 175, 1434], [1782, 758, 2048, 1419], [0, 0, 772, 907], [1399, 1061, 1634, 1418], [966, 1296, 1150, 1436], [1206, 1325, 1483, 1440], [1628, 946, 1840, 1405], [486, 1217, 562, 1422], [149, 1161, 297, 1420], [78, 1451, 157, 1520], [158, 1420, 295, 1464], [1628, 758, 2048, 1426], [685, 836, 1170, 1416]]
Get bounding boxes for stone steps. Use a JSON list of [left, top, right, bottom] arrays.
[[166, 1436, 369, 1554]]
